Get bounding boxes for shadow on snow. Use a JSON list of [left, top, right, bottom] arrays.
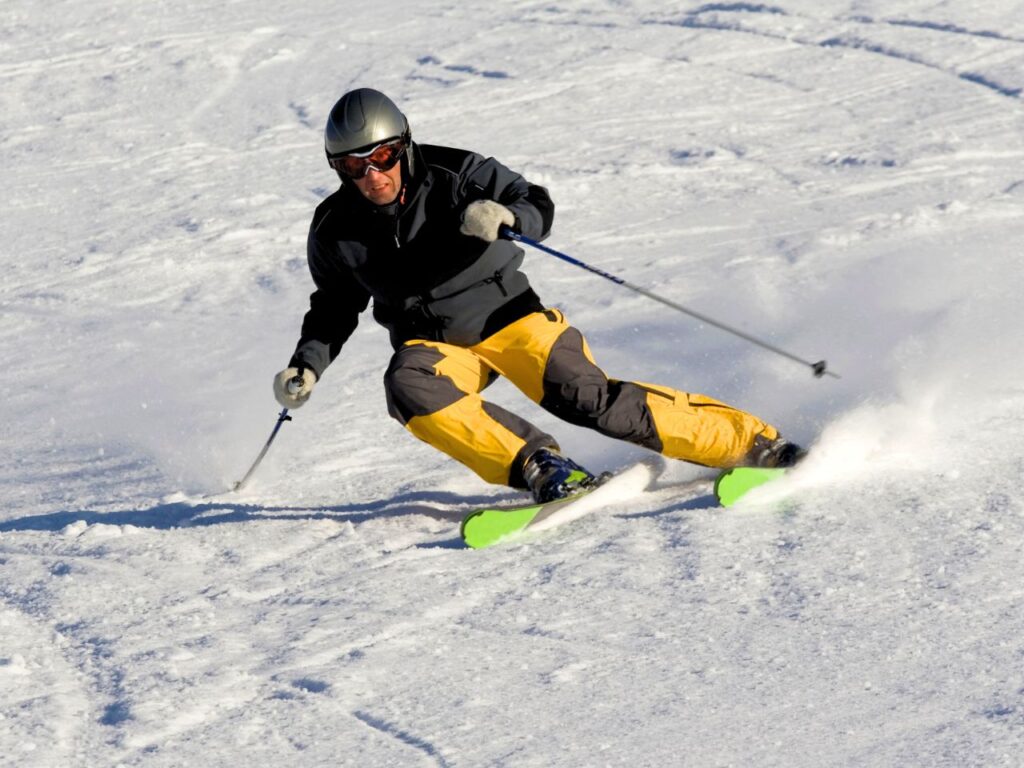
[[0, 488, 511, 535]]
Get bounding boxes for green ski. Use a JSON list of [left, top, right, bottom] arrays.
[[461, 462, 656, 549], [461, 491, 598, 550], [713, 466, 788, 507]]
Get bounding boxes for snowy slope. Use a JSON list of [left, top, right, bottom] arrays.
[[2, 1, 1024, 765]]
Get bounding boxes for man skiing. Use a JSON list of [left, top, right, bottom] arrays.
[[275, 88, 803, 504]]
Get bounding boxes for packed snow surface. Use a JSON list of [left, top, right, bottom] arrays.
[[3, 1, 1024, 766]]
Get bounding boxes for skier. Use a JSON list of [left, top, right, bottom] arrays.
[[274, 88, 803, 503]]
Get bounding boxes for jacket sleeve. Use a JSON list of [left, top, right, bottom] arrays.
[[459, 155, 554, 241], [288, 219, 371, 380]]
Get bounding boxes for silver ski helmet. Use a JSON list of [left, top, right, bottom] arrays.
[[324, 88, 410, 158]]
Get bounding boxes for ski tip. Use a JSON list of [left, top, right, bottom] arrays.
[[460, 504, 542, 549], [714, 467, 787, 507], [458, 508, 483, 546]]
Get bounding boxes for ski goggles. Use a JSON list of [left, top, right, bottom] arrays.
[[327, 137, 407, 179]]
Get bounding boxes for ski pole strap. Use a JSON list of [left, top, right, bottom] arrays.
[[501, 226, 839, 379]]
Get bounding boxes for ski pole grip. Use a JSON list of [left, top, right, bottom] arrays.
[[287, 376, 304, 395]]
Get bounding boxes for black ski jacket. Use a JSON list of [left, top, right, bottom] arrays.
[[289, 143, 554, 378]]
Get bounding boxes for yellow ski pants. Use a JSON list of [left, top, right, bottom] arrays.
[[383, 310, 779, 488]]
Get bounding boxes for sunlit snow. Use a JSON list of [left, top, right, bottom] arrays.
[[2, 1, 1024, 766]]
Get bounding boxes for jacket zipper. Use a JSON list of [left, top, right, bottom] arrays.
[[394, 184, 408, 249]]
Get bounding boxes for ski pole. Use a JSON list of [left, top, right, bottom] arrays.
[[231, 373, 307, 491], [501, 226, 839, 379], [231, 408, 292, 491]]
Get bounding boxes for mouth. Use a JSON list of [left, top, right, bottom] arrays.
[[355, 170, 398, 204]]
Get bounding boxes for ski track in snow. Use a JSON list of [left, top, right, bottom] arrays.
[[644, 5, 1024, 100], [352, 710, 453, 768], [3, 0, 1024, 765]]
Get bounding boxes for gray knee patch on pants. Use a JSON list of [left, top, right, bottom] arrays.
[[384, 345, 465, 425], [540, 328, 662, 451]]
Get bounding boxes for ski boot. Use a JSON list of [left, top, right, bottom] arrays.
[[522, 448, 599, 503], [745, 435, 807, 468]]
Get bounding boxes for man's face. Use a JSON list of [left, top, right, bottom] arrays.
[[353, 162, 403, 206]]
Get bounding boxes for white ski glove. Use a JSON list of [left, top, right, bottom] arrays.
[[460, 200, 514, 242], [273, 367, 317, 409]]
